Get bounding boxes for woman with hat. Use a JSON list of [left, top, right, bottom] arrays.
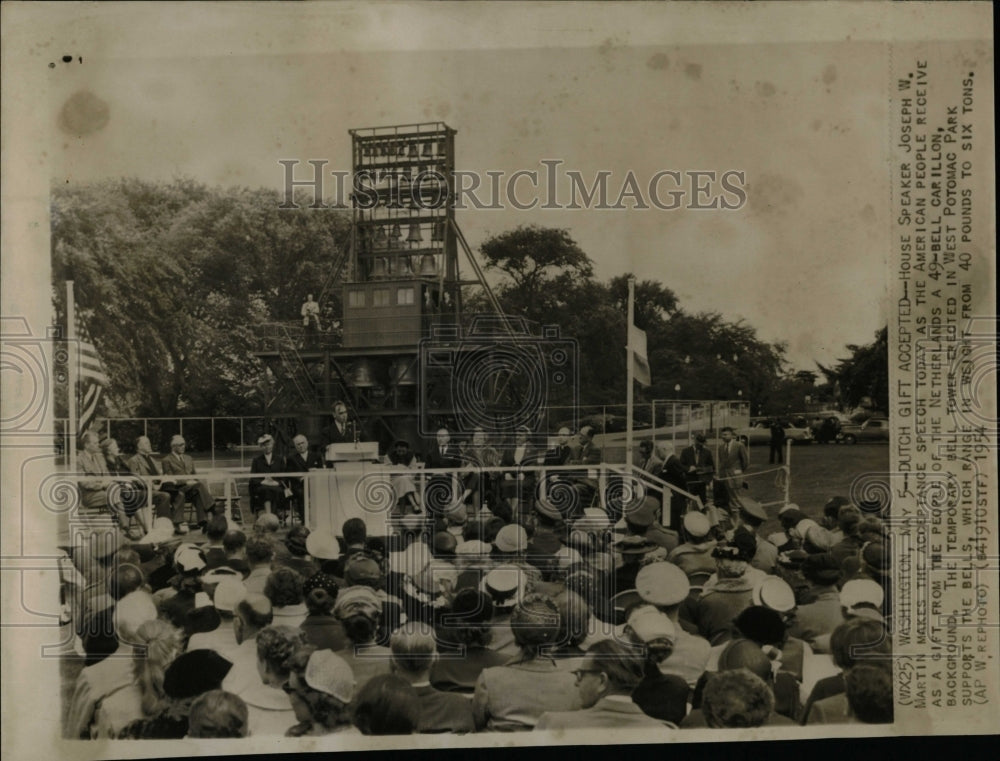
[[300, 573, 348, 651], [333, 586, 393, 697], [282, 646, 359, 736], [692, 540, 758, 645], [101, 436, 152, 539], [471, 593, 581, 731], [384, 439, 423, 515]]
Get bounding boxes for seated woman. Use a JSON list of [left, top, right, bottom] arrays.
[[282, 646, 359, 736], [352, 674, 420, 735], [188, 690, 250, 738], [384, 440, 423, 515]]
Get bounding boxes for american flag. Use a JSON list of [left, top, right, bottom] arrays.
[[74, 310, 109, 436]]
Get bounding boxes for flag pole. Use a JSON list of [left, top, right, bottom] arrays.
[[66, 280, 78, 474], [626, 276, 635, 467]]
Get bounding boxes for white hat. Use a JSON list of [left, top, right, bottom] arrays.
[[213, 578, 248, 612], [752, 576, 797, 613], [682, 512, 712, 539], [635, 562, 690, 607], [554, 545, 582, 569], [304, 650, 355, 703], [840, 578, 885, 610], [305, 531, 340, 560], [626, 605, 676, 644]]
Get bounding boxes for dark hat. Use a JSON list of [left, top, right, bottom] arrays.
[[824, 496, 850, 514], [302, 571, 340, 598], [163, 650, 233, 699], [694, 433, 707, 443], [185, 595, 222, 635], [778, 508, 807, 528], [739, 498, 768, 523], [510, 593, 560, 646], [613, 535, 658, 556], [802, 553, 842, 585], [450, 588, 494, 624], [345, 556, 382, 586], [433, 531, 458, 556], [862, 542, 888, 575], [777, 549, 809, 568], [624, 496, 659, 528], [712, 540, 752, 563], [256, 434, 274, 445], [733, 606, 787, 645], [731, 529, 758, 561]]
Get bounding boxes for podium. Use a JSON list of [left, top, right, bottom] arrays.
[[312, 442, 390, 536]]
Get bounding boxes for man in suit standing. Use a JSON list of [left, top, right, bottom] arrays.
[[284, 433, 323, 524], [716, 426, 749, 513], [501, 426, 540, 516], [679, 433, 715, 505], [323, 400, 355, 466], [126, 435, 177, 524], [160, 434, 215, 534]]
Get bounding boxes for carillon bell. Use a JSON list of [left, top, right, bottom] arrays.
[[352, 358, 376, 388], [408, 142, 419, 158], [391, 359, 418, 386], [406, 223, 423, 244], [419, 254, 438, 276], [374, 226, 388, 249], [397, 142, 407, 157], [390, 223, 402, 242], [397, 255, 414, 276], [422, 142, 433, 157], [372, 257, 388, 278], [431, 220, 446, 241]]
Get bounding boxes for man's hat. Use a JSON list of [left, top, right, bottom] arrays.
[[482, 566, 524, 608], [433, 531, 458, 555], [304, 650, 355, 703], [613, 535, 658, 556], [175, 546, 207, 574], [635, 561, 690, 607], [213, 578, 248, 613], [163, 650, 232, 699], [624, 496, 659, 528], [739, 497, 768, 523], [344, 556, 382, 586], [627, 605, 676, 644], [694, 433, 707, 443], [256, 434, 274, 446], [493, 524, 528, 554], [752, 577, 797, 613], [682, 512, 712, 539], [840, 578, 885, 610], [305, 531, 340, 560], [802, 553, 842, 585]]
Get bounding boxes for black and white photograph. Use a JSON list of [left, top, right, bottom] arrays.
[[1, 2, 996, 757]]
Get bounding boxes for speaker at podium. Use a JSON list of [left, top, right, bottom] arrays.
[[313, 441, 388, 537]]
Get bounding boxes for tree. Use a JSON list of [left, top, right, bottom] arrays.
[[817, 327, 889, 413], [52, 178, 351, 418], [480, 225, 593, 322]]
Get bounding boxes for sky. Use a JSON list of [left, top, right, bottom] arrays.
[[37, 3, 895, 373]]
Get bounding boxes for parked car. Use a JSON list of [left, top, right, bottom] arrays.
[[837, 418, 890, 444], [737, 418, 813, 446]]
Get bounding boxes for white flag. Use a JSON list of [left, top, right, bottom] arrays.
[[629, 323, 651, 387]]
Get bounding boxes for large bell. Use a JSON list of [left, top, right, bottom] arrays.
[[419, 253, 438, 276], [389, 223, 402, 243], [397, 142, 407, 157], [373, 226, 388, 249], [390, 358, 419, 386], [431, 220, 445, 242], [408, 142, 419, 159], [352, 358, 376, 388], [397, 255, 414, 276], [371, 257, 388, 278], [406, 223, 423, 244], [422, 141, 433, 157]]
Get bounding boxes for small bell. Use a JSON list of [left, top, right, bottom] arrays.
[[406, 223, 423, 244]]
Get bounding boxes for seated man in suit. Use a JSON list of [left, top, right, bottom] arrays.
[[78, 431, 112, 513], [249, 434, 287, 518], [160, 434, 215, 534], [284, 434, 323, 524], [126, 435, 179, 526], [536, 639, 675, 730]]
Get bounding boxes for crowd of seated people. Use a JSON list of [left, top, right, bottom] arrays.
[[60, 430, 894, 741]]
